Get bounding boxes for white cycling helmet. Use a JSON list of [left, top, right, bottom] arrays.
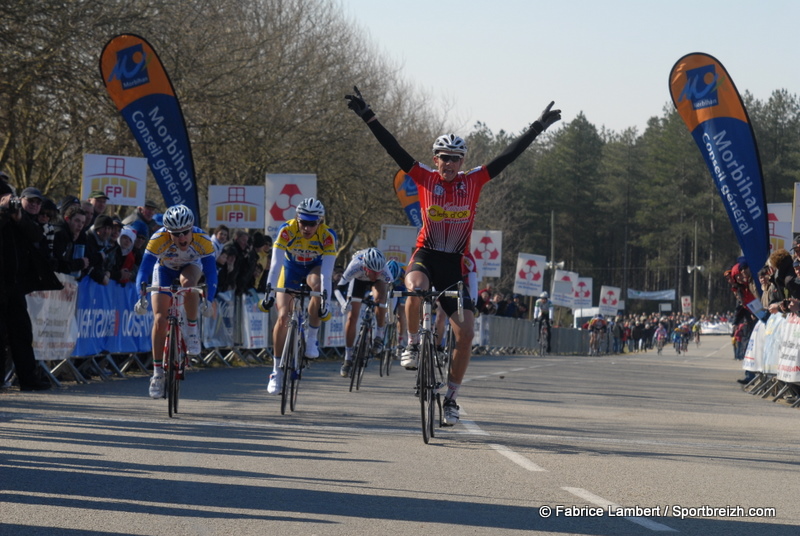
[[162, 204, 194, 231], [540, 291, 549, 298], [432, 134, 467, 156], [362, 247, 386, 272], [296, 197, 325, 221]]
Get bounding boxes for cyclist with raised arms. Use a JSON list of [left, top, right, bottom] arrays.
[[533, 291, 553, 352], [345, 87, 560, 426], [135, 205, 218, 399], [261, 197, 336, 395], [334, 247, 392, 377]]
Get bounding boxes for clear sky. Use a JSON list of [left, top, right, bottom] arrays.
[[339, 0, 800, 136]]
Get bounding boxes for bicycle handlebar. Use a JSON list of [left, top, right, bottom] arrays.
[[391, 284, 464, 323]]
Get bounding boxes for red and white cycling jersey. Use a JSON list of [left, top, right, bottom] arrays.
[[408, 163, 492, 254]]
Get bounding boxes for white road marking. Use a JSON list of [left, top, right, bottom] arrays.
[[563, 487, 677, 532], [489, 443, 546, 471]]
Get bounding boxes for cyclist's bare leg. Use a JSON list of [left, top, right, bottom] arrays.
[[272, 292, 294, 370], [151, 292, 172, 368], [435, 303, 446, 348], [372, 281, 387, 330], [344, 300, 362, 348], [404, 270, 429, 343], [447, 309, 475, 391], [305, 266, 322, 327], [179, 264, 202, 319]]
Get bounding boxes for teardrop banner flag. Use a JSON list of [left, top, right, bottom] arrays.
[[100, 34, 200, 225], [669, 52, 769, 279], [394, 169, 423, 229]]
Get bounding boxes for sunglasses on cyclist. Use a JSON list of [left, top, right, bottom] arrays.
[[436, 154, 462, 163], [169, 229, 192, 237], [298, 219, 319, 227]]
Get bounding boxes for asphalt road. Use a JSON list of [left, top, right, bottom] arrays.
[[2, 336, 799, 536]]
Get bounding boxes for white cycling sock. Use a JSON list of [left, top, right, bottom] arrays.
[[345, 346, 354, 361]]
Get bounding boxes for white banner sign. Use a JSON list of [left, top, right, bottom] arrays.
[[208, 185, 266, 229], [240, 291, 270, 349], [513, 253, 546, 296], [681, 295, 692, 314], [573, 276, 593, 308], [598, 285, 621, 317], [769, 201, 793, 254], [378, 224, 419, 267], [470, 230, 502, 278], [82, 153, 148, 207], [552, 269, 578, 308], [27, 273, 79, 361], [265, 174, 317, 238]]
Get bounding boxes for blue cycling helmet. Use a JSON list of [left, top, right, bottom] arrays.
[[387, 260, 404, 280]]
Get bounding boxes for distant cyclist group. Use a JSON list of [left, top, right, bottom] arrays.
[[133, 85, 562, 431]]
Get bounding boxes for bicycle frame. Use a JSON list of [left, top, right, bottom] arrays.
[[144, 282, 205, 418], [274, 285, 323, 414], [349, 294, 377, 392], [391, 283, 462, 444]]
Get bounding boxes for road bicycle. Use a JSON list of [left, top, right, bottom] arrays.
[[349, 294, 379, 391], [656, 336, 666, 354], [390, 283, 463, 444], [380, 311, 397, 377], [537, 320, 549, 357], [142, 282, 206, 418], [272, 284, 325, 415]]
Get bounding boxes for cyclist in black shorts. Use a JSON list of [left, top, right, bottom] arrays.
[[345, 86, 560, 426]]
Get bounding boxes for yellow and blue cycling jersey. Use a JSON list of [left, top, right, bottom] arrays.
[[135, 226, 218, 301], [267, 219, 337, 293], [144, 226, 216, 270], [273, 219, 337, 267]]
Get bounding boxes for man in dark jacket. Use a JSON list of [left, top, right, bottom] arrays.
[[0, 182, 59, 390]]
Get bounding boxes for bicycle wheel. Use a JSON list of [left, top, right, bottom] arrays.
[[166, 322, 180, 418], [419, 338, 436, 444], [280, 321, 297, 415], [380, 323, 393, 377], [538, 326, 548, 356], [350, 326, 368, 392], [356, 327, 371, 391], [290, 338, 304, 412]]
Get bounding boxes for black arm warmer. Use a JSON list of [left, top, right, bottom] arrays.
[[366, 118, 417, 173], [485, 122, 543, 179]]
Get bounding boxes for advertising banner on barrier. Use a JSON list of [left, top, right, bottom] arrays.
[[208, 185, 266, 229], [240, 291, 270, 349], [203, 290, 235, 349], [265, 174, 317, 238], [777, 313, 800, 382], [670, 53, 769, 283], [82, 154, 148, 208], [74, 278, 152, 356], [322, 305, 346, 348], [101, 34, 200, 223], [743, 321, 765, 372], [513, 253, 546, 297], [27, 273, 80, 361]]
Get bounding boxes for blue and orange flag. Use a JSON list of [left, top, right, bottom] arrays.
[[393, 169, 422, 229], [100, 34, 200, 225], [669, 52, 769, 281]]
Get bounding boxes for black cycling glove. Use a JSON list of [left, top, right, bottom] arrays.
[[532, 101, 561, 133], [344, 86, 375, 122]]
